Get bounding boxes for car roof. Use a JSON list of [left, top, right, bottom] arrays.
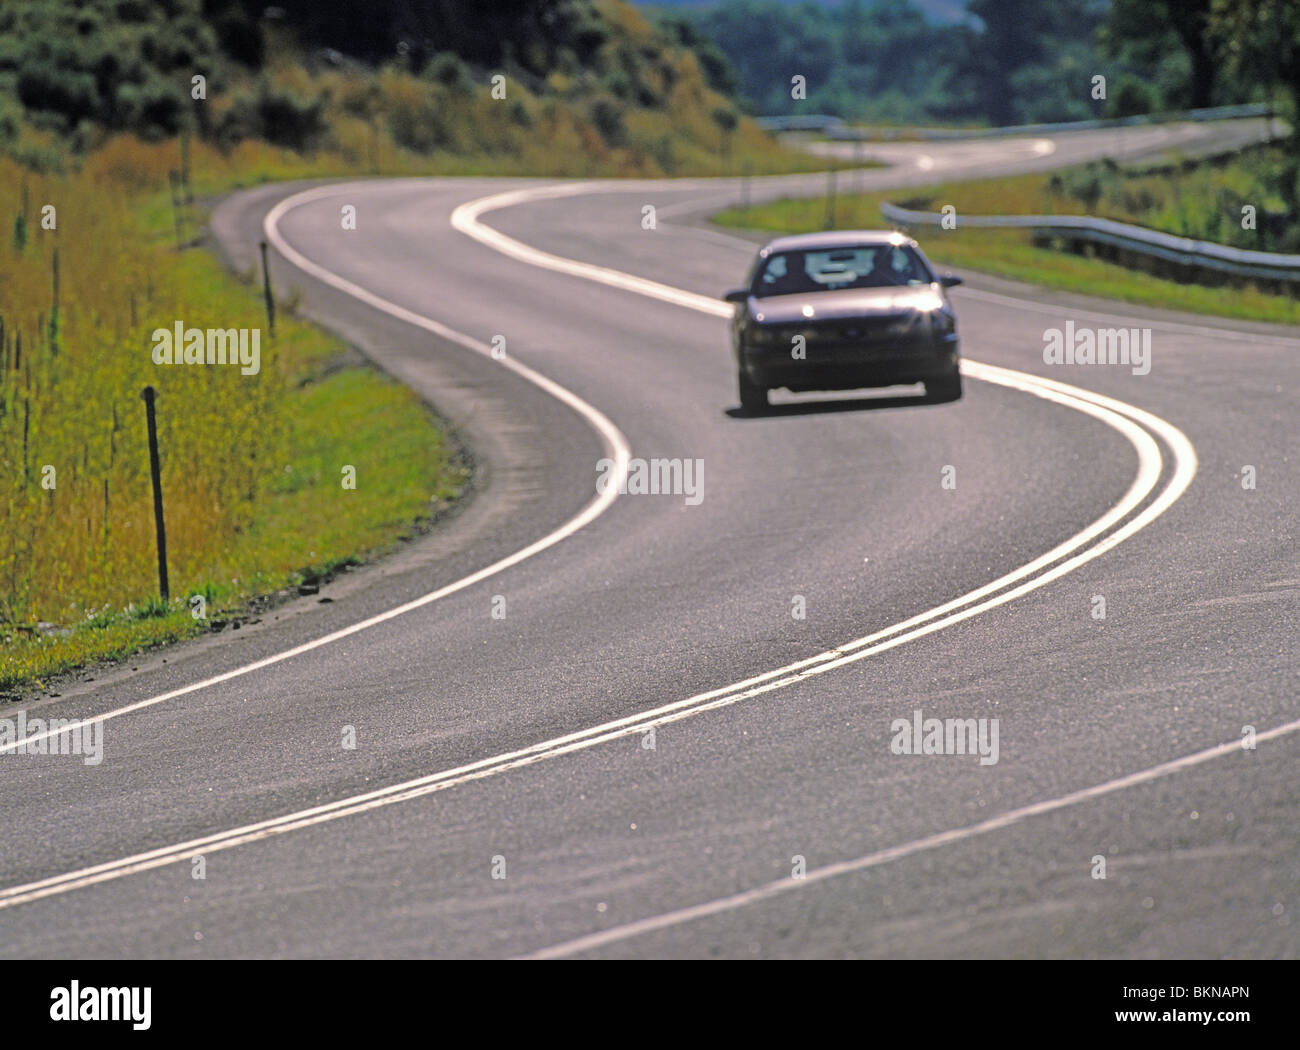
[[760, 230, 918, 254]]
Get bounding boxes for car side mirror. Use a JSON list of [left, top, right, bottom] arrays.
[[939, 274, 963, 288], [723, 288, 750, 303]]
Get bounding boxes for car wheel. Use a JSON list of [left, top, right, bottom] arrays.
[[925, 366, 963, 403], [738, 370, 768, 413]]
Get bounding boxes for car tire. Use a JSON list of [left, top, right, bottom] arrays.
[[925, 366, 963, 403], [738, 370, 768, 414]]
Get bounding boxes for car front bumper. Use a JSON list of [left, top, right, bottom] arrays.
[[739, 333, 959, 392]]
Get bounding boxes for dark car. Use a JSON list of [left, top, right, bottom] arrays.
[[723, 231, 963, 412]]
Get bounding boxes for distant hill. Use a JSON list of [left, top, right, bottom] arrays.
[[0, 0, 794, 178]]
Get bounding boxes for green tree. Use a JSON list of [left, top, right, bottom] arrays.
[[1211, 0, 1300, 137], [1103, 0, 1218, 109]]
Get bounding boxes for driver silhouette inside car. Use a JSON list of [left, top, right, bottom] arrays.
[[861, 247, 910, 287], [759, 251, 809, 295]]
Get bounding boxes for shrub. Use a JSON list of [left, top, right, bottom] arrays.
[[426, 52, 473, 94], [386, 83, 452, 154], [113, 74, 186, 140], [221, 80, 328, 152], [508, 98, 533, 128], [588, 95, 626, 146], [1108, 77, 1156, 119]]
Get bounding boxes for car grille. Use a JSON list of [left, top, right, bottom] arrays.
[[748, 312, 930, 351], [795, 314, 917, 342]]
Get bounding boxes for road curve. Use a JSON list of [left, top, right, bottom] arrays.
[[0, 124, 1295, 958]]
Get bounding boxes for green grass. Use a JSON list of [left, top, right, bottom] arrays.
[[0, 189, 468, 696], [713, 171, 1300, 326], [1, 352, 467, 694]]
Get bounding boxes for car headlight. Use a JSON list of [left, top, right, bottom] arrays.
[[747, 324, 783, 348], [888, 313, 920, 336]]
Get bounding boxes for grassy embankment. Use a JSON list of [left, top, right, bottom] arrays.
[[714, 146, 1300, 326], [0, 143, 469, 693]]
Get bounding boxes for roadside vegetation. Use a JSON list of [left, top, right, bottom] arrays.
[[0, 0, 820, 180], [0, 145, 469, 694], [1038, 145, 1299, 252], [713, 145, 1300, 326]]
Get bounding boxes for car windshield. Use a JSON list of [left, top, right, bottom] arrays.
[[751, 244, 934, 297]]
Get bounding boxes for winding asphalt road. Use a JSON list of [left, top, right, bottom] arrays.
[[1, 119, 1295, 958]]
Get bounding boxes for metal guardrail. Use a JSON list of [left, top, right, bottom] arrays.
[[821, 103, 1274, 141], [755, 114, 847, 133], [880, 201, 1300, 284]]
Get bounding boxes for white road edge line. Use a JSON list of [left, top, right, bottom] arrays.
[[0, 181, 633, 757], [524, 720, 1298, 959], [0, 179, 1211, 913]]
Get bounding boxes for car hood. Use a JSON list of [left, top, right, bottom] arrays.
[[749, 285, 945, 323]]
